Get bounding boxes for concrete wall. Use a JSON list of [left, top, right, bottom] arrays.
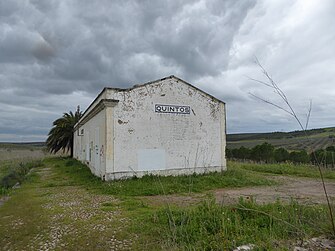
[[74, 76, 226, 180], [74, 109, 106, 178], [105, 77, 226, 180]]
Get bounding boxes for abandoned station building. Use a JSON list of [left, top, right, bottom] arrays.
[[73, 75, 226, 180]]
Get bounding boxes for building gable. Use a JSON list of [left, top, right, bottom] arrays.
[[73, 75, 227, 180]]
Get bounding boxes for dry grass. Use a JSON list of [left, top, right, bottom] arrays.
[[0, 148, 46, 162]]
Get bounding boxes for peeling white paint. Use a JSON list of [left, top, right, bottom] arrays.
[[74, 76, 226, 180]]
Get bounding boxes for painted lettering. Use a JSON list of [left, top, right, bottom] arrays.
[[155, 104, 191, 115]]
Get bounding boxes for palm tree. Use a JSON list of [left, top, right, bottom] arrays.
[[46, 106, 83, 157]]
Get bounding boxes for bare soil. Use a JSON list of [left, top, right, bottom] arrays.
[[143, 176, 335, 207], [216, 176, 335, 205]]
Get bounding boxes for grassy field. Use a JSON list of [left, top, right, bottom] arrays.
[[0, 142, 46, 161], [1, 158, 335, 250], [0, 145, 48, 195], [0, 143, 66, 190], [227, 127, 335, 151]]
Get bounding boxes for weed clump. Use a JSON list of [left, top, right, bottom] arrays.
[[0, 160, 43, 189], [65, 159, 75, 166], [158, 198, 332, 250]]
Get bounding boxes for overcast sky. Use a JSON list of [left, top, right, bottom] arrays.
[[0, 0, 334, 142]]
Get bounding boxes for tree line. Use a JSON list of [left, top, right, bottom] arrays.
[[226, 143, 335, 167]]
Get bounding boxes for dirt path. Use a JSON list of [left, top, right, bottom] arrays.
[[0, 165, 135, 251], [215, 176, 335, 205], [143, 176, 335, 207]]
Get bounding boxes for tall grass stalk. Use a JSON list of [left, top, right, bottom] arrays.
[[250, 57, 335, 235], [159, 198, 330, 249]]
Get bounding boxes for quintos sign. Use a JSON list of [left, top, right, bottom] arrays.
[[155, 104, 190, 115]]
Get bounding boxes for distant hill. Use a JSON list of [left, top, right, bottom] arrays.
[[0, 142, 46, 150], [227, 127, 335, 152]]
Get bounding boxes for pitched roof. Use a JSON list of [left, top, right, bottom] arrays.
[[105, 75, 225, 104]]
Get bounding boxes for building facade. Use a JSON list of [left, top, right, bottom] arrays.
[[73, 75, 226, 180]]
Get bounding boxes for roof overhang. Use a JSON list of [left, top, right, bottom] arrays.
[[105, 75, 225, 104], [74, 99, 119, 130]]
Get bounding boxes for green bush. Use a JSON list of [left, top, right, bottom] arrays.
[[274, 147, 290, 162], [0, 160, 43, 189], [251, 142, 275, 162], [228, 143, 316, 165], [310, 149, 335, 167], [289, 150, 310, 164]]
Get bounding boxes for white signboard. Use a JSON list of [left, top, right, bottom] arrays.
[[138, 149, 166, 171], [155, 104, 190, 115]]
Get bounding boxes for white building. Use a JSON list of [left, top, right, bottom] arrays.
[[73, 75, 226, 180]]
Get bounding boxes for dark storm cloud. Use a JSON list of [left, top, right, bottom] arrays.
[[32, 38, 55, 61], [0, 0, 334, 141], [1, 0, 256, 96]]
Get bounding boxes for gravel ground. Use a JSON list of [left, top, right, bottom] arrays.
[[143, 175, 335, 207], [1, 166, 136, 251]]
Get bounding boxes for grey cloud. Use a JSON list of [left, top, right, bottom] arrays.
[[0, 1, 20, 18], [0, 26, 35, 63], [29, 0, 60, 13], [0, 0, 334, 141], [150, 0, 256, 79], [32, 38, 55, 61]]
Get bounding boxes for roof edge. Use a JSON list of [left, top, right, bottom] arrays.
[[106, 75, 225, 104], [171, 75, 225, 104], [75, 75, 225, 128], [74, 98, 118, 129]]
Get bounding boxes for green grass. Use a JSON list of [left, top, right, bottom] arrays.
[[235, 161, 335, 179], [0, 160, 141, 250], [0, 160, 44, 189], [156, 198, 333, 250], [1, 157, 335, 250], [0, 150, 47, 180], [46, 158, 335, 249], [47, 158, 275, 196], [0, 172, 50, 251], [0, 161, 11, 180]]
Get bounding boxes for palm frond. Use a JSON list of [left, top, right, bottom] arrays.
[[46, 108, 83, 157]]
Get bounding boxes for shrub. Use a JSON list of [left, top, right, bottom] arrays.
[[251, 142, 274, 163], [0, 160, 43, 189], [274, 148, 290, 162], [289, 150, 310, 164]]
